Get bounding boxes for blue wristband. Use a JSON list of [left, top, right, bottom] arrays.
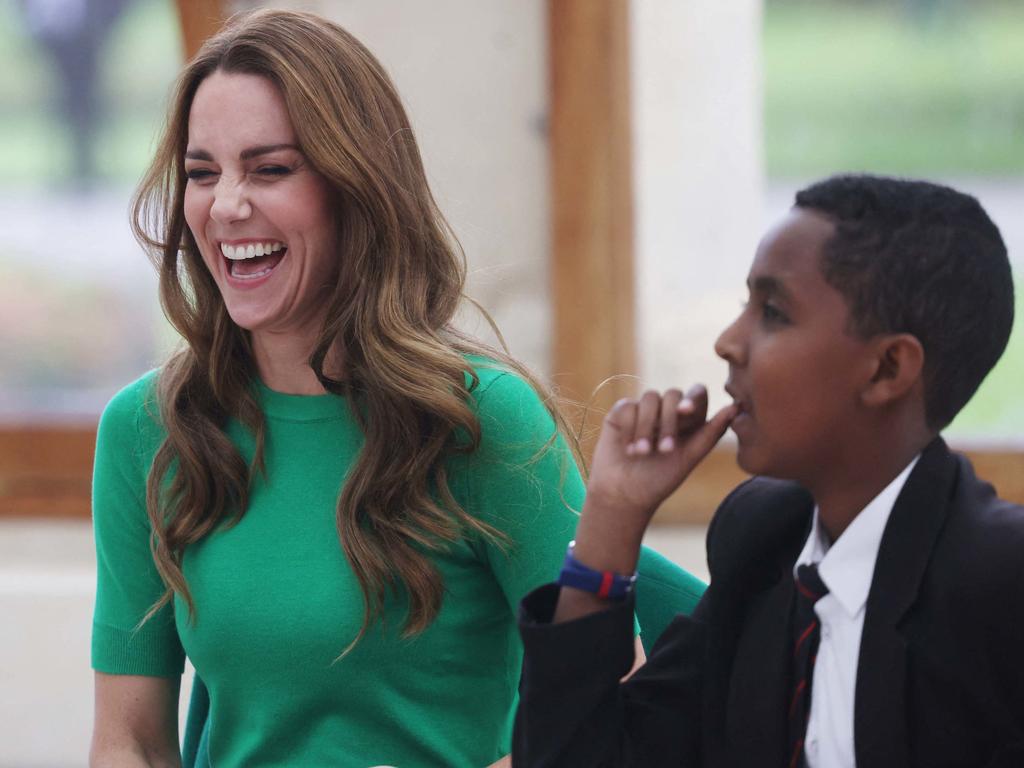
[[557, 540, 637, 600]]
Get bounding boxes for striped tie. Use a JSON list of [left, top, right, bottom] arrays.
[[788, 563, 829, 768]]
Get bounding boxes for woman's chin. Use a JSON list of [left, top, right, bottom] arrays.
[[222, 304, 278, 333]]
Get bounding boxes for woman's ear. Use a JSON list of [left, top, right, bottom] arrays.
[[861, 333, 925, 409]]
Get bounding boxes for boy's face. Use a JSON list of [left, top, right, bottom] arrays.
[[715, 208, 877, 482]]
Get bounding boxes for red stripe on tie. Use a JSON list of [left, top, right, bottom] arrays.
[[788, 738, 804, 768], [796, 580, 820, 601], [597, 571, 614, 599], [794, 620, 817, 656], [789, 678, 807, 716]]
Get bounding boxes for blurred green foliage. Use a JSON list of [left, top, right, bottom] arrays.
[[0, 0, 179, 188], [765, 0, 1024, 440], [765, 0, 1024, 177], [3, 1, 1023, 184], [950, 287, 1024, 440]]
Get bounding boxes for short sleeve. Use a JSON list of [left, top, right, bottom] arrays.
[[91, 375, 185, 677], [458, 369, 584, 611]]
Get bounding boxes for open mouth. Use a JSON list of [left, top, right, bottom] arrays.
[[220, 241, 288, 281]]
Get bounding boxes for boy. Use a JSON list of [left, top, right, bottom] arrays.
[[514, 175, 1024, 767]]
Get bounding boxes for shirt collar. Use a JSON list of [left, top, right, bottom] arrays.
[[794, 456, 920, 619]]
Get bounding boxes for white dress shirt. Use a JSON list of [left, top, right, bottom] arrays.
[[794, 457, 919, 768]]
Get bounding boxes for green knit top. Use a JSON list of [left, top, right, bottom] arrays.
[[91, 360, 584, 767]]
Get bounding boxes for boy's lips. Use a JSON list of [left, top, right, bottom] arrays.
[[725, 383, 753, 439], [724, 383, 749, 414]]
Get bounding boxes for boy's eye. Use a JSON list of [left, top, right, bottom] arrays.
[[761, 301, 789, 325]]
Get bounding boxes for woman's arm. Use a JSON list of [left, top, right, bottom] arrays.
[[90, 673, 181, 768]]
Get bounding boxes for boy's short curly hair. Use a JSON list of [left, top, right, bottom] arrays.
[[795, 174, 1014, 430]]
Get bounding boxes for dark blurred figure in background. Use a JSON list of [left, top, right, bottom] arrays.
[[16, 0, 134, 187], [903, 0, 957, 24]]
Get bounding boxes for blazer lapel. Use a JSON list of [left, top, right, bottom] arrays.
[[854, 437, 958, 768], [703, 478, 812, 768], [724, 574, 795, 768]]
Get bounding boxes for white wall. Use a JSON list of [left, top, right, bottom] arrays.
[[0, 523, 95, 767], [253, 0, 767, 398], [0, 521, 191, 768], [632, 0, 764, 406], [276, 0, 552, 374]]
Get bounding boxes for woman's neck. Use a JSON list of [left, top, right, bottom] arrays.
[[251, 328, 341, 395]]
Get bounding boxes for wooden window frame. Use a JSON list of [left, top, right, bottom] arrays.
[[4, 1, 1022, 524], [3, 427, 1024, 523]]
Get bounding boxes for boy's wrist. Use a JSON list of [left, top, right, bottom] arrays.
[[573, 500, 647, 575], [559, 541, 637, 599], [582, 489, 656, 530]]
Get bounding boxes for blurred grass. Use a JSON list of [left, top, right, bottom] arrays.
[[764, 1, 1024, 177], [0, 0, 178, 188], [765, 0, 1024, 440], [2, 1, 1023, 186], [4, 0, 1023, 182], [949, 288, 1024, 440]]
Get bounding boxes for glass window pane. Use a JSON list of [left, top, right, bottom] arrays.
[[1, 0, 179, 422]]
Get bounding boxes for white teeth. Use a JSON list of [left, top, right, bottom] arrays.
[[219, 241, 286, 260], [232, 266, 274, 280]]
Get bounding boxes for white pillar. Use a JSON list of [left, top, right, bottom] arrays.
[[632, 0, 764, 406], [272, 0, 551, 374]]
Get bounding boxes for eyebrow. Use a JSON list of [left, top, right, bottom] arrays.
[[184, 143, 300, 161], [747, 275, 793, 302]]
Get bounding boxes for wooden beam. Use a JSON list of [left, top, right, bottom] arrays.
[[652, 444, 1024, 525], [548, 0, 636, 450], [0, 427, 96, 519], [5, 426, 1022, 525], [652, 447, 750, 525], [174, 0, 229, 60]]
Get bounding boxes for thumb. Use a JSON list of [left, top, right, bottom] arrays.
[[678, 403, 739, 466]]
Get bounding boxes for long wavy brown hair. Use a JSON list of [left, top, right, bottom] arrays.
[[132, 9, 580, 648]]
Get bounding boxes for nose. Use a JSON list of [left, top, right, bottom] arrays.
[[209, 177, 252, 224], [714, 310, 747, 366]]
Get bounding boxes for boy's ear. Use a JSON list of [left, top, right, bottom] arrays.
[[861, 333, 925, 408]]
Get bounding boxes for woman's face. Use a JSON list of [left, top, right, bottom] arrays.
[[183, 70, 338, 337]]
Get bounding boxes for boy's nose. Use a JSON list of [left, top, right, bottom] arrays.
[[714, 315, 745, 365]]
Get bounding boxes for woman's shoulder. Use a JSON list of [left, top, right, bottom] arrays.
[[97, 369, 164, 448], [463, 355, 553, 427]]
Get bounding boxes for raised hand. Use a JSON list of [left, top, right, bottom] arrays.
[[569, 386, 738, 580], [588, 385, 738, 524]]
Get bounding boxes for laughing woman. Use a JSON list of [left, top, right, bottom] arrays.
[[88, 10, 590, 767]]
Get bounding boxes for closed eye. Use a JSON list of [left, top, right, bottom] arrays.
[[256, 165, 291, 177], [185, 168, 216, 181]]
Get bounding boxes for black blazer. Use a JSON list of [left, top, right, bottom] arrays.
[[514, 438, 1024, 767]]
